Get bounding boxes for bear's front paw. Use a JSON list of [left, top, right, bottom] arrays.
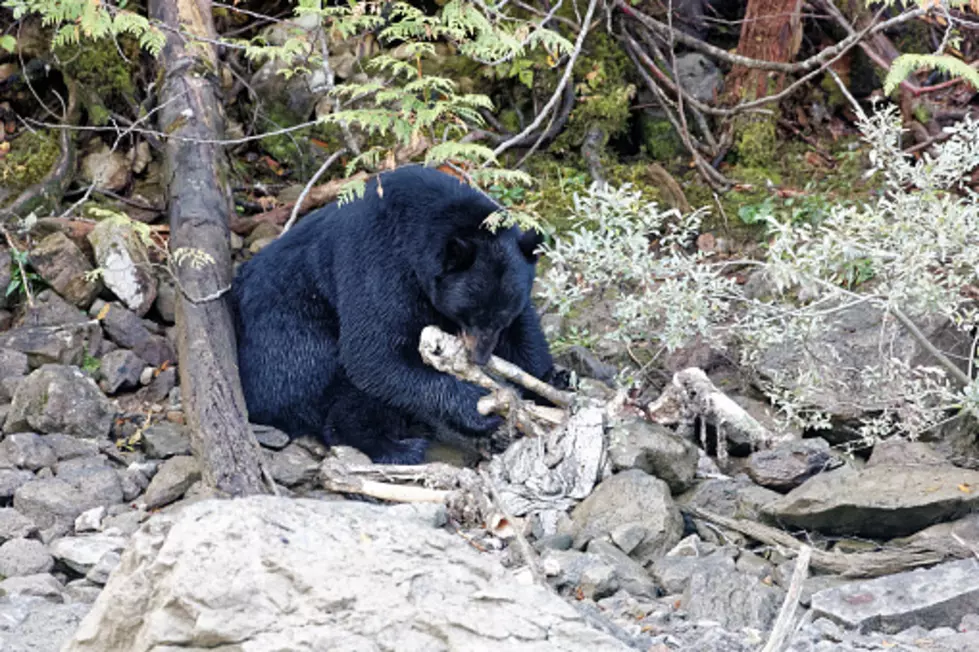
[[459, 410, 503, 436]]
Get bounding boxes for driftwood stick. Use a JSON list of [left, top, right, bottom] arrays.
[[682, 505, 957, 578], [420, 325, 573, 407], [762, 545, 811, 652]]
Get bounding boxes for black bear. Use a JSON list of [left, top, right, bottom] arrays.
[[231, 164, 555, 464]]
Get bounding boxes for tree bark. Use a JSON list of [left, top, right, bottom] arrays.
[[149, 0, 267, 495], [725, 0, 805, 100]]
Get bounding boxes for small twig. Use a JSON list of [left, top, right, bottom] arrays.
[[282, 148, 347, 234], [761, 545, 811, 652], [480, 469, 544, 584]]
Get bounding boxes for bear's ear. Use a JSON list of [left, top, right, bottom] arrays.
[[518, 229, 544, 262], [444, 236, 477, 273]]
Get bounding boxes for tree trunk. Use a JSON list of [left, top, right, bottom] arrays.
[[149, 0, 268, 495], [725, 0, 805, 100]]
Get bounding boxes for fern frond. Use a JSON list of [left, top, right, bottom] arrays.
[[885, 54, 979, 94]]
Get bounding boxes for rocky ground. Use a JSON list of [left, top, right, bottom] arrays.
[[0, 226, 978, 651]]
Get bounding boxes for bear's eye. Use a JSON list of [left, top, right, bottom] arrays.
[[443, 237, 476, 273]]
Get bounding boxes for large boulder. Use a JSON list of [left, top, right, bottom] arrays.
[[64, 497, 632, 652], [28, 231, 102, 308]]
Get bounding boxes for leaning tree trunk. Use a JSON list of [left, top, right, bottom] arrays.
[[149, 0, 268, 495], [723, 0, 804, 167]]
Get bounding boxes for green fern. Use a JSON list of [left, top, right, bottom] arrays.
[[884, 54, 979, 95]]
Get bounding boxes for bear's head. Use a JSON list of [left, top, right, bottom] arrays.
[[429, 226, 543, 366]]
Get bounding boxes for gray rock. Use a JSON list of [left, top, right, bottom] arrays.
[[63, 496, 633, 652], [101, 509, 147, 536], [268, 443, 319, 486], [141, 422, 191, 459], [541, 549, 620, 600], [85, 550, 121, 585], [810, 558, 979, 634], [682, 564, 786, 631], [50, 534, 128, 575], [153, 278, 177, 324], [896, 512, 979, 559], [0, 324, 95, 369], [607, 418, 698, 493], [28, 232, 101, 309], [5, 365, 115, 439], [746, 437, 837, 492], [134, 366, 177, 403], [651, 548, 737, 595], [756, 303, 970, 422], [0, 508, 38, 542], [0, 432, 57, 470], [21, 289, 90, 328], [571, 469, 683, 566], [534, 533, 573, 552], [0, 538, 54, 577], [763, 464, 979, 538], [0, 247, 9, 310], [675, 52, 723, 104], [55, 454, 111, 478], [89, 300, 173, 366], [13, 475, 123, 540], [677, 476, 782, 545], [252, 424, 290, 450], [98, 349, 145, 394], [867, 438, 948, 467], [0, 468, 35, 500], [139, 455, 201, 509], [87, 219, 157, 316], [0, 573, 67, 602], [41, 434, 101, 461], [0, 595, 92, 651], [0, 348, 29, 401], [585, 539, 660, 599], [74, 506, 106, 533], [65, 578, 103, 604]]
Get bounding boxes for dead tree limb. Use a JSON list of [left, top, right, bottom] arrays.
[[149, 0, 267, 496]]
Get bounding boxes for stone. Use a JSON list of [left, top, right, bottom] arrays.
[[153, 277, 177, 324], [810, 558, 979, 634], [28, 232, 102, 308], [763, 464, 979, 538], [0, 468, 35, 500], [0, 508, 38, 542], [0, 324, 95, 369], [607, 418, 699, 493], [63, 496, 632, 652], [85, 550, 121, 585], [80, 143, 130, 193], [678, 476, 782, 545], [554, 345, 618, 385], [13, 475, 123, 540], [0, 595, 92, 651], [74, 506, 107, 533], [268, 442, 319, 486], [50, 534, 128, 574], [133, 366, 177, 403], [65, 578, 103, 604], [867, 438, 947, 467], [5, 365, 115, 439], [571, 470, 684, 566], [746, 437, 837, 492], [41, 433, 101, 461], [682, 563, 786, 631], [140, 422, 191, 459], [90, 300, 173, 366], [87, 218, 157, 316], [0, 573, 66, 602], [139, 455, 201, 509], [252, 423, 291, 450], [585, 539, 660, 599], [675, 52, 723, 104], [650, 548, 738, 595], [0, 432, 57, 470], [98, 349, 145, 394], [0, 348, 29, 401], [541, 549, 620, 600], [0, 538, 54, 577]]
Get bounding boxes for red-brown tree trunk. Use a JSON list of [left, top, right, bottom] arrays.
[[725, 0, 804, 100]]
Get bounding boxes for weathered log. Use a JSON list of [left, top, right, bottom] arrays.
[[149, 0, 267, 495]]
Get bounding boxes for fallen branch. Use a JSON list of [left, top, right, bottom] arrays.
[[646, 367, 779, 461], [682, 505, 958, 578]]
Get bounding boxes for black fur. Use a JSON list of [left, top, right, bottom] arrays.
[[232, 165, 555, 464]]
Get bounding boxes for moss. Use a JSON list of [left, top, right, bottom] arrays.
[[639, 115, 684, 162], [0, 129, 62, 203], [55, 37, 139, 126], [734, 115, 779, 169]]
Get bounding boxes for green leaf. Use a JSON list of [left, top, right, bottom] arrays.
[[0, 35, 16, 53]]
